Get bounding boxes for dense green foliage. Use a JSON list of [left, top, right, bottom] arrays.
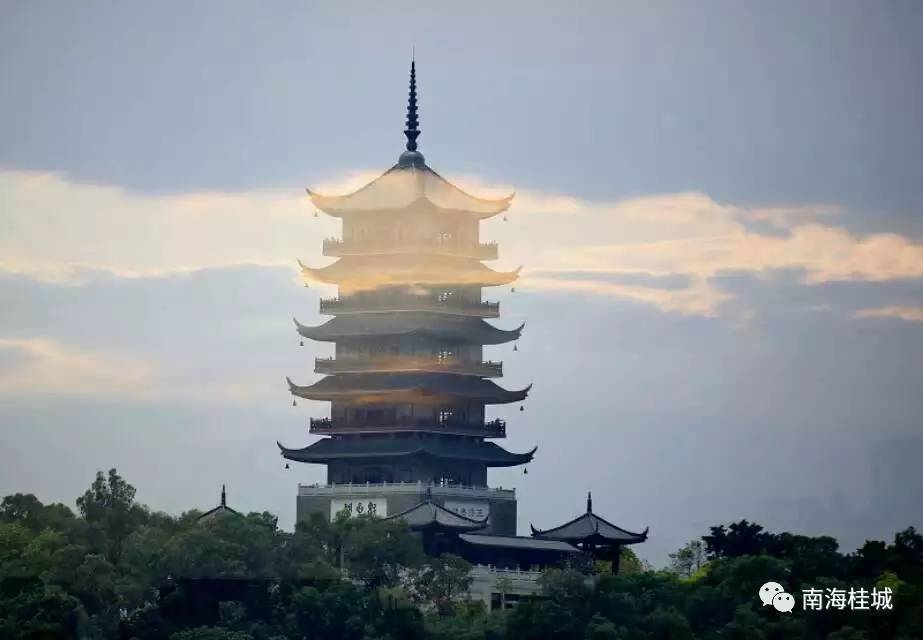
[[0, 471, 920, 639]]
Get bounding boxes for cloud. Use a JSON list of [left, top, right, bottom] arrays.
[[0, 337, 153, 396], [0, 170, 339, 283], [1, 169, 920, 318], [854, 306, 923, 323], [0, 336, 280, 402]]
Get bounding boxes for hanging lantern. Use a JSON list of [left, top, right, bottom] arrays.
[[513, 343, 518, 352], [511, 287, 516, 293], [292, 399, 297, 407], [285, 463, 290, 470], [523, 467, 528, 475], [299, 340, 304, 347], [314, 210, 319, 218], [503, 216, 508, 222], [519, 405, 524, 412]]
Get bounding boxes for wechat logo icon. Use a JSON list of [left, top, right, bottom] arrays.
[[759, 581, 795, 613]]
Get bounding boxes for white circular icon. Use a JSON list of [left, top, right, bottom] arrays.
[[759, 581, 785, 606], [772, 591, 795, 613]]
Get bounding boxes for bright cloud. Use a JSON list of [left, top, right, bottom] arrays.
[[854, 306, 923, 323], [0, 337, 279, 402], [1, 169, 921, 318], [0, 337, 153, 396]]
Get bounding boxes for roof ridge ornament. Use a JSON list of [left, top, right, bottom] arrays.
[[399, 57, 426, 168]]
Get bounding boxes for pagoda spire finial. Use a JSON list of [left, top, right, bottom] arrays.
[[221, 484, 227, 507], [587, 491, 593, 514], [404, 57, 420, 152]]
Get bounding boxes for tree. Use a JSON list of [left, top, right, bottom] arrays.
[[585, 614, 622, 640], [337, 516, 424, 587], [0, 494, 76, 534], [0, 494, 44, 528], [409, 554, 473, 615], [170, 627, 254, 640], [703, 520, 769, 559], [76, 469, 146, 565], [669, 539, 707, 578]]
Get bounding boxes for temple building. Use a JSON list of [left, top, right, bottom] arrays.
[[278, 60, 534, 535]]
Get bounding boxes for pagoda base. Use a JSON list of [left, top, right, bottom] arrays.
[[296, 481, 517, 535]]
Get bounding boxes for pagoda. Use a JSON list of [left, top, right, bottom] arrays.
[[278, 60, 535, 535]]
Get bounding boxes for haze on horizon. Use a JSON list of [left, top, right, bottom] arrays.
[[1, 1, 921, 566]]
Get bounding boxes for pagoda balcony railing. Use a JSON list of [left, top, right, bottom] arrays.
[[298, 481, 516, 500], [315, 356, 502, 377], [319, 296, 499, 318], [309, 417, 507, 438], [323, 237, 498, 260]]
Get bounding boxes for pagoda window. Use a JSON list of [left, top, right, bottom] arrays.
[[436, 290, 453, 303], [437, 232, 453, 245], [438, 409, 455, 425], [436, 349, 455, 363]]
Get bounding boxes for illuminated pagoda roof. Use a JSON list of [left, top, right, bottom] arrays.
[[531, 493, 648, 545], [287, 373, 531, 404], [298, 256, 520, 289], [294, 314, 523, 344], [307, 166, 513, 219], [277, 436, 537, 467], [305, 61, 512, 220], [385, 494, 488, 532]]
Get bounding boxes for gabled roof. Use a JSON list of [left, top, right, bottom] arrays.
[[385, 498, 488, 532], [298, 255, 520, 290], [307, 164, 513, 219], [196, 485, 243, 524], [277, 436, 536, 467], [530, 493, 648, 545], [294, 314, 523, 345], [287, 373, 530, 404]]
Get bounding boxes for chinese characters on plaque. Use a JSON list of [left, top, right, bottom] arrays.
[[444, 501, 489, 520], [330, 498, 388, 519]]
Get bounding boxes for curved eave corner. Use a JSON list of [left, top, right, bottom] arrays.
[[500, 322, 525, 343], [306, 184, 382, 218], [293, 317, 329, 341], [486, 265, 522, 287], [277, 440, 301, 460], [298, 258, 336, 285], [502, 445, 538, 468], [503, 383, 532, 404], [426, 167, 516, 218]]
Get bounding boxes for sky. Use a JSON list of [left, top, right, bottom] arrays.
[[1, 1, 921, 566]]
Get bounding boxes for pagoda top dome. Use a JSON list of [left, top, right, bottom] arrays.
[[305, 59, 513, 218]]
